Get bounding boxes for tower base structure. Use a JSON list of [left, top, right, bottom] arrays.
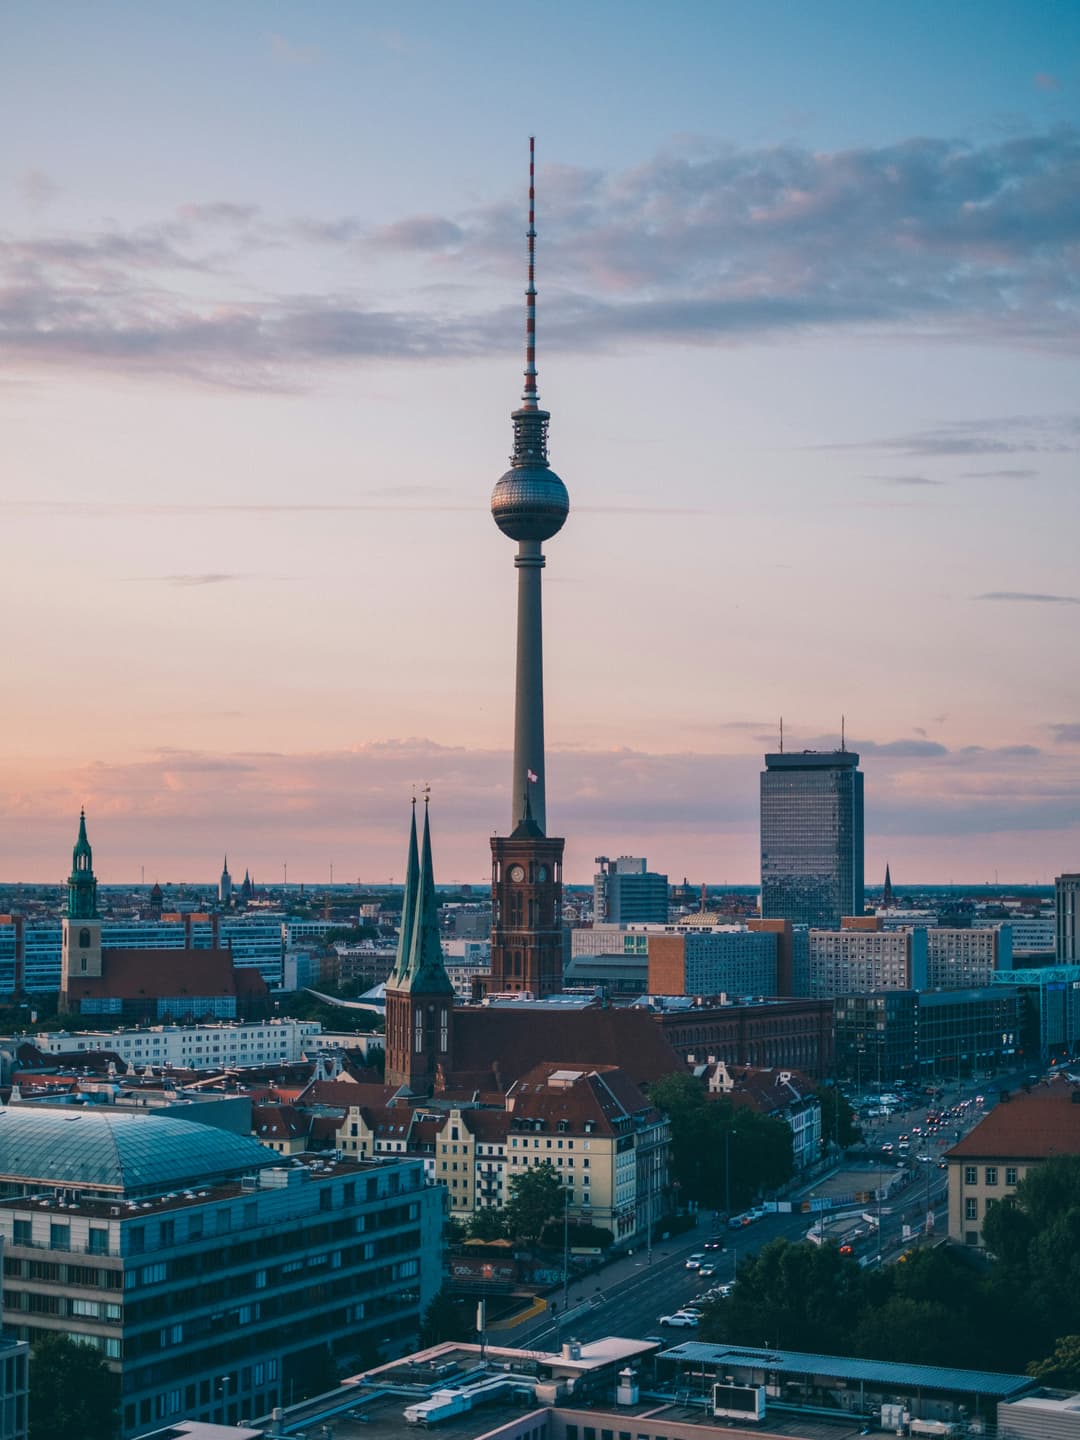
[[489, 828, 565, 998]]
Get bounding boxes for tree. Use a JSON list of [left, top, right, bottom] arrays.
[[504, 1162, 565, 1246], [420, 1288, 474, 1346], [650, 1073, 794, 1210], [702, 1237, 864, 1353], [30, 1334, 119, 1440], [816, 1086, 862, 1149], [1029, 1336, 1080, 1389], [468, 1208, 509, 1241]]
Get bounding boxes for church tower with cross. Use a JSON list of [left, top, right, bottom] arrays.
[[60, 809, 103, 1008], [487, 139, 569, 998]]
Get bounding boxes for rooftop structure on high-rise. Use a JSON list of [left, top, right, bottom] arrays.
[[760, 747, 865, 928], [489, 139, 569, 999]]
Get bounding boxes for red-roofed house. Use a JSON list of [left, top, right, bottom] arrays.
[[946, 1076, 1080, 1247]]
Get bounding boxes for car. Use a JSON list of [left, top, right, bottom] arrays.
[[714, 1282, 734, 1298], [698, 1262, 717, 1277], [659, 1311, 699, 1328], [685, 1253, 705, 1269], [899, 1134, 909, 1142], [681, 1306, 704, 1319], [881, 1142, 894, 1153], [915, 1152, 932, 1162], [729, 1214, 749, 1229], [839, 1244, 854, 1256], [703, 1235, 726, 1251], [748, 1205, 768, 1221]]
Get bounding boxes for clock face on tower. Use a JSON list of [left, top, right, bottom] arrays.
[[509, 864, 526, 882]]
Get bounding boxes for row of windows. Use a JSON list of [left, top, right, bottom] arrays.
[[963, 1165, 1018, 1187]]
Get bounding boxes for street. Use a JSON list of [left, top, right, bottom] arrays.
[[505, 1065, 1016, 1347]]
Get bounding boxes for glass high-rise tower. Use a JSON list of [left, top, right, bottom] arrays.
[[760, 750, 865, 928]]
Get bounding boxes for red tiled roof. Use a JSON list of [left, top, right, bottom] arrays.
[[947, 1077, 1080, 1161], [507, 1061, 655, 1134], [450, 1008, 684, 1091], [67, 948, 238, 1000]]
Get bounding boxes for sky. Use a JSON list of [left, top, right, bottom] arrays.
[[2, 1, 1079, 886]]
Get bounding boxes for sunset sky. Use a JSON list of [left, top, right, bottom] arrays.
[[3, 2, 1079, 886]]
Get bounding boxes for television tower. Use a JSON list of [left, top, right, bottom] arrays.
[[488, 138, 569, 997]]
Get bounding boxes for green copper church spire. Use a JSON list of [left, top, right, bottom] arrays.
[[399, 798, 453, 996], [68, 808, 98, 920], [389, 798, 420, 987]]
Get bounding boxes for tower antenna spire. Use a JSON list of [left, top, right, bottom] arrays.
[[523, 135, 538, 409], [779, 716, 784, 754]]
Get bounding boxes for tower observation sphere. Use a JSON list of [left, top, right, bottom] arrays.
[[490, 452, 569, 543]]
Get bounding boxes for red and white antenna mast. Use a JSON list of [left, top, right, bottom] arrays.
[[523, 135, 539, 409]]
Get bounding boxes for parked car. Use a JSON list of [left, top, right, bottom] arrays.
[[714, 1283, 735, 1298], [660, 1311, 699, 1328]]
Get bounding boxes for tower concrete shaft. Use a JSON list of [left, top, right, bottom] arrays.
[[512, 539, 547, 833]]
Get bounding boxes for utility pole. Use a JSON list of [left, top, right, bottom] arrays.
[[562, 1183, 570, 1316]]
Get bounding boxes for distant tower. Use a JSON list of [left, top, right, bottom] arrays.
[[60, 809, 102, 1008], [240, 869, 252, 906], [148, 881, 163, 919], [489, 137, 569, 998], [220, 856, 233, 907], [883, 863, 894, 909], [384, 799, 455, 1095]]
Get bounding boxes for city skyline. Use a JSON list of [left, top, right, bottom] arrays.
[[3, 3, 1079, 884]]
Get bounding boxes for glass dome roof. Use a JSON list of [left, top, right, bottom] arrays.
[[0, 1106, 274, 1197]]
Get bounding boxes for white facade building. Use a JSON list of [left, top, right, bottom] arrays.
[[28, 1020, 322, 1070]]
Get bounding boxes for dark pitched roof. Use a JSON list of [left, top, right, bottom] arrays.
[[450, 1007, 684, 1091], [68, 948, 238, 1000], [948, 1077, 1080, 1161]]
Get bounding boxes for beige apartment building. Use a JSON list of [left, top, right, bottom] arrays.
[[330, 1063, 669, 1246]]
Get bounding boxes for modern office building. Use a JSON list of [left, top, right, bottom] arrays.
[[0, 1107, 442, 1436], [806, 926, 927, 997], [647, 927, 778, 998], [833, 987, 1026, 1084], [1057, 874, 1080, 961], [593, 856, 669, 925], [760, 749, 864, 928], [925, 926, 1013, 989], [992, 965, 1080, 1061]]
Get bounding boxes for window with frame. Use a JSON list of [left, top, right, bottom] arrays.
[[965, 1197, 978, 1220], [1006, 1167, 1018, 1186], [964, 1165, 977, 1185], [985, 1167, 998, 1186]]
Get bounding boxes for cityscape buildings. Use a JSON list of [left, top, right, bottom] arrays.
[[760, 749, 865, 929]]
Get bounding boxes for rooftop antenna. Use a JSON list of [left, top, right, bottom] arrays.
[[524, 135, 538, 409], [841, 715, 846, 753], [779, 716, 783, 754]]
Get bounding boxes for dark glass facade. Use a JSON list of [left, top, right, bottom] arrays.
[[760, 751, 864, 928]]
